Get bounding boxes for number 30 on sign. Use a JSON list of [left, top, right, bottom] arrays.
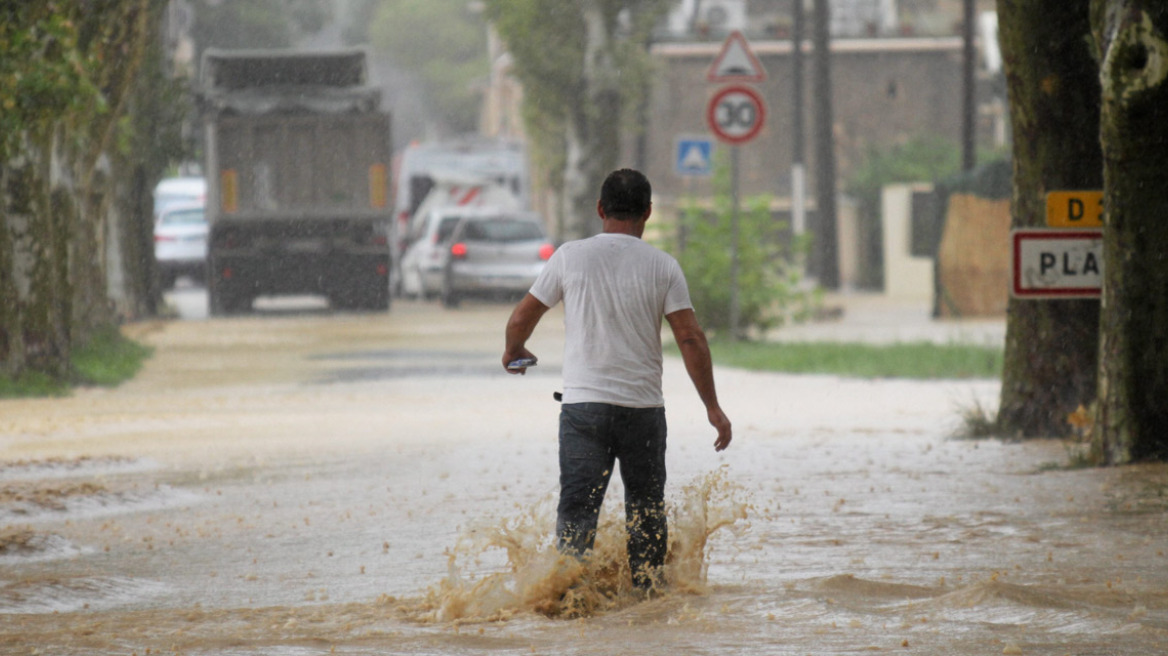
[[707, 85, 766, 145]]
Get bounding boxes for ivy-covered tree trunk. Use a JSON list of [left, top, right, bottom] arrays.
[[995, 0, 1102, 437], [1090, 1, 1168, 462], [0, 1, 175, 382], [72, 0, 155, 335], [7, 132, 74, 380]]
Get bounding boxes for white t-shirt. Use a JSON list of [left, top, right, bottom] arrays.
[[529, 233, 693, 407]]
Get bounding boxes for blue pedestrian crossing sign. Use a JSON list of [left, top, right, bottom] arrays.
[[676, 137, 713, 177]]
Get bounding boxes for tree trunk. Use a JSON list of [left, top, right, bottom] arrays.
[[0, 166, 22, 376], [9, 132, 74, 380], [560, 2, 622, 241], [1090, 1, 1168, 462], [72, 0, 153, 336], [995, 0, 1102, 437]]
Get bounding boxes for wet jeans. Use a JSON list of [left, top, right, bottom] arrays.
[[557, 402, 667, 589]]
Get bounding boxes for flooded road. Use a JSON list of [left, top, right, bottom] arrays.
[[1, 294, 1166, 655]]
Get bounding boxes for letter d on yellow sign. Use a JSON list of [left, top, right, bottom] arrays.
[[1045, 191, 1103, 228]]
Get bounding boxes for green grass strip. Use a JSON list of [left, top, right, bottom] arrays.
[[688, 339, 1003, 380], [71, 328, 153, 387], [0, 370, 69, 398], [0, 328, 153, 398]]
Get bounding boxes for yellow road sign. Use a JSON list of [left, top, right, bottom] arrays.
[[1046, 190, 1103, 228]]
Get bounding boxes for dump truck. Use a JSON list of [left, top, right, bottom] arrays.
[[200, 48, 392, 314]]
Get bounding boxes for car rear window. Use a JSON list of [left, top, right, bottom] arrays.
[[161, 209, 206, 227], [436, 217, 461, 242], [462, 219, 543, 242]]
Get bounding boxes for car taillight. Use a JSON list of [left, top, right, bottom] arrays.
[[450, 242, 468, 259], [154, 235, 176, 242], [539, 243, 555, 261]]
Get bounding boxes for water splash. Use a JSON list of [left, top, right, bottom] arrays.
[[407, 467, 749, 623]]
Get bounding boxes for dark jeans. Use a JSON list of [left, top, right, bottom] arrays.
[[557, 402, 668, 589]]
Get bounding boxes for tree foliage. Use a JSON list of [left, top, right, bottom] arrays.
[[0, 3, 101, 161], [367, 0, 489, 134], [485, 0, 670, 239]]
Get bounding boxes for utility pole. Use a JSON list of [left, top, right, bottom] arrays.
[[962, 0, 977, 171], [812, 0, 839, 288], [791, 0, 806, 236]]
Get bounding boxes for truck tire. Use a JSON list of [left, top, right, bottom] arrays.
[[330, 277, 389, 312], [364, 283, 390, 311], [209, 277, 250, 316]]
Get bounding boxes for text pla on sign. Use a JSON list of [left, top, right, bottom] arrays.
[[1011, 229, 1103, 299]]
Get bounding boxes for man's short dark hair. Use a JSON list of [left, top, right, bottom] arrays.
[[600, 169, 651, 220]]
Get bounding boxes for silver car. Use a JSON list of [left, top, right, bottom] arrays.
[[440, 214, 554, 308], [154, 202, 208, 289]]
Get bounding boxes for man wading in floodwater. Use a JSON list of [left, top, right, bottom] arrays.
[[502, 168, 732, 591]]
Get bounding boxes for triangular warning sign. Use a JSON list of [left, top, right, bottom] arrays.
[[707, 30, 767, 82]]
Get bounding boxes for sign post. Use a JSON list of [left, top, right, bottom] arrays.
[[707, 31, 766, 339]]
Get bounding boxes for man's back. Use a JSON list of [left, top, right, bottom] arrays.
[[530, 233, 691, 407]]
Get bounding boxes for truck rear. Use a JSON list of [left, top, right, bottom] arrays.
[[201, 49, 392, 314]]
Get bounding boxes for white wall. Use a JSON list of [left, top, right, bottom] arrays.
[[881, 183, 934, 301]]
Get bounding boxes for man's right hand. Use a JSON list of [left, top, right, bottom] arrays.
[[504, 293, 551, 375]]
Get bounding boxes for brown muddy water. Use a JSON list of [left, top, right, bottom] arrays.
[[1, 299, 1166, 655]]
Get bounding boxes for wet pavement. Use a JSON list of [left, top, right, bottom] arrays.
[[1, 290, 1165, 655]]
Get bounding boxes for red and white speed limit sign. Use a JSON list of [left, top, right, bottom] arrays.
[[707, 85, 766, 145]]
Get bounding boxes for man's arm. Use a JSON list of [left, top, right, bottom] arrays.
[[503, 293, 551, 375], [666, 308, 732, 451]]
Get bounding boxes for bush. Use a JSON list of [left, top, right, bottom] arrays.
[[668, 161, 818, 338]]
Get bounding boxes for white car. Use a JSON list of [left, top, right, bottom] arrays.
[[154, 202, 208, 289], [400, 207, 505, 299], [153, 176, 205, 217]]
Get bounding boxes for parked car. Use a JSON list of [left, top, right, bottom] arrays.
[[440, 213, 554, 308], [399, 206, 488, 299], [154, 202, 208, 289], [153, 176, 205, 217]]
